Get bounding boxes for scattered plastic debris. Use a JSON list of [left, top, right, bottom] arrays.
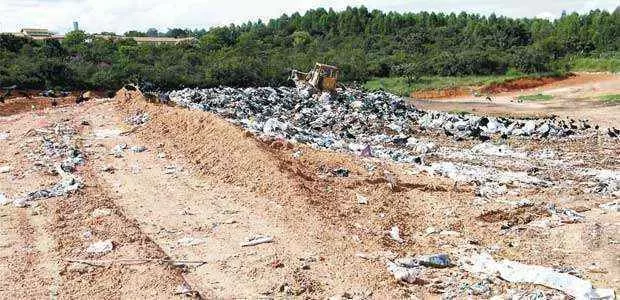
[[164, 165, 178, 174], [101, 165, 115, 173], [462, 252, 613, 299], [599, 201, 619, 212], [332, 168, 349, 177], [356, 194, 368, 205], [389, 226, 404, 243], [462, 281, 492, 296], [86, 240, 114, 254], [111, 144, 126, 157], [386, 260, 424, 284], [582, 169, 620, 196], [547, 203, 585, 224], [93, 128, 122, 139], [0, 193, 10, 206], [176, 237, 206, 246], [241, 235, 274, 247], [125, 112, 150, 125], [417, 254, 452, 268], [0, 166, 10, 173], [91, 208, 113, 218], [130, 145, 147, 153]]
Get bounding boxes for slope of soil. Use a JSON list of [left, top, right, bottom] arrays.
[[480, 75, 570, 94], [112, 91, 465, 297]]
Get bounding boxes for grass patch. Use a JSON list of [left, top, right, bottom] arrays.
[[568, 55, 620, 73], [516, 94, 553, 102], [364, 73, 561, 97], [599, 94, 620, 104]]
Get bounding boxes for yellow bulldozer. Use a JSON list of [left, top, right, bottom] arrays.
[[291, 63, 340, 92]]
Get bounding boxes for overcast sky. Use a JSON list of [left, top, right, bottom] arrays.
[[1, 0, 617, 34]]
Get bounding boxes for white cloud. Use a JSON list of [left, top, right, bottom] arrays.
[[0, 0, 617, 34]]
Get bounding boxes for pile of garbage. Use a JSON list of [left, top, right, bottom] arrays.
[[169, 87, 595, 154], [166, 86, 620, 199]]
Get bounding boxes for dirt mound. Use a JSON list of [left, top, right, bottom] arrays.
[[481, 75, 570, 94], [115, 94, 462, 251]]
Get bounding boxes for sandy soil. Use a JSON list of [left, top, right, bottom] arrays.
[[0, 76, 618, 298], [412, 73, 620, 128]]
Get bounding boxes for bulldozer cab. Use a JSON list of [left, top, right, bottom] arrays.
[[309, 63, 339, 91], [291, 63, 340, 92]]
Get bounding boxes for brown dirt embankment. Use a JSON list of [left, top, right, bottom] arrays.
[[480, 75, 571, 94], [111, 90, 472, 280], [410, 75, 571, 99]]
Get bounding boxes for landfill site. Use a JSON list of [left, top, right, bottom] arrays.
[[0, 73, 618, 299]]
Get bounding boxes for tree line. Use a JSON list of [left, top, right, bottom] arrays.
[[0, 6, 618, 91]]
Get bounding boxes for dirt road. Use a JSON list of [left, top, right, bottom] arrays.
[[412, 73, 620, 127], [0, 84, 618, 298]]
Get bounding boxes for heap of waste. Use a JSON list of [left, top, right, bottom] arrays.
[[167, 86, 619, 199], [169, 87, 596, 157]]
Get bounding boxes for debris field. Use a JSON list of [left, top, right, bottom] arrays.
[[0, 81, 618, 299]]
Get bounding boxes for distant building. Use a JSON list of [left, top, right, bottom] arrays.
[[73, 21, 79, 31], [129, 36, 197, 45], [94, 34, 197, 45], [12, 28, 64, 41], [4, 27, 196, 45]]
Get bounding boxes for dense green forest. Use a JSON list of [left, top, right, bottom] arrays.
[[0, 6, 618, 90]]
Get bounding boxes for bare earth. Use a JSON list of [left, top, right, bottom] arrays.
[[0, 74, 618, 299], [412, 73, 620, 128]]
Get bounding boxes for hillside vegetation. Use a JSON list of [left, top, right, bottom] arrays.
[[0, 7, 618, 90]]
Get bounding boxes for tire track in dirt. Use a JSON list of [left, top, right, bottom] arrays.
[[0, 103, 199, 298], [0, 208, 53, 298], [52, 165, 192, 298], [83, 101, 364, 297]]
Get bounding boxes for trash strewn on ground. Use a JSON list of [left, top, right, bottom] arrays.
[[12, 122, 85, 208], [86, 240, 114, 254], [462, 252, 614, 299], [388, 226, 404, 243], [93, 128, 122, 139], [176, 237, 206, 246], [91, 208, 113, 218], [125, 112, 150, 125], [130, 145, 147, 153], [0, 193, 9, 205], [599, 201, 619, 212], [241, 235, 274, 247]]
